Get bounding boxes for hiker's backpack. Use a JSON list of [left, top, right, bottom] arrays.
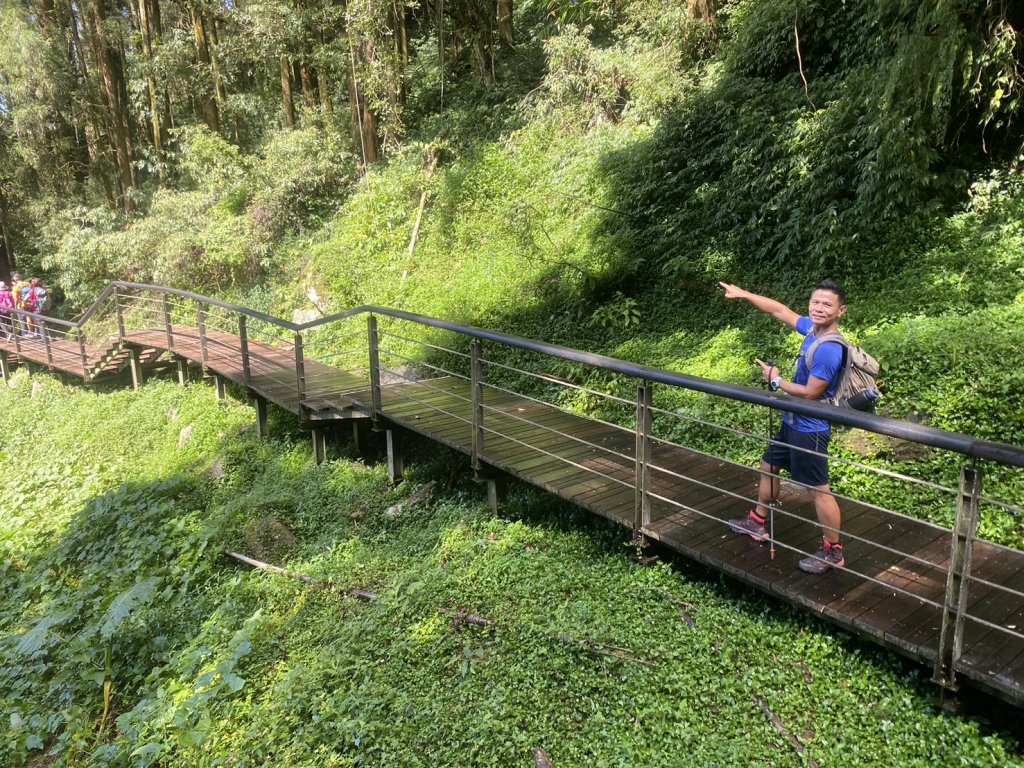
[[805, 332, 881, 412], [21, 285, 36, 311], [34, 287, 51, 311]]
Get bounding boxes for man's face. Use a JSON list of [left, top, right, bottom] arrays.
[[807, 289, 847, 327]]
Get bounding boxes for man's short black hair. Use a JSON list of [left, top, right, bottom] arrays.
[[814, 279, 846, 305]]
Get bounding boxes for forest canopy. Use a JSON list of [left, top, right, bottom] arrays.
[[0, 0, 1021, 295]]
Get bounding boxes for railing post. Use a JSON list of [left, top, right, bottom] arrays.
[[294, 331, 306, 406], [238, 313, 250, 385], [239, 315, 251, 386], [933, 463, 982, 691], [162, 294, 173, 351], [471, 339, 484, 472], [114, 287, 126, 342], [42, 319, 53, 367], [78, 328, 89, 380], [634, 384, 652, 542], [197, 304, 209, 366], [12, 312, 22, 356], [367, 315, 382, 428]]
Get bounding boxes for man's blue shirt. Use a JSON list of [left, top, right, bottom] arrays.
[[783, 316, 843, 433]]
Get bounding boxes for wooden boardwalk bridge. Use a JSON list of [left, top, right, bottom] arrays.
[[3, 282, 1024, 706]]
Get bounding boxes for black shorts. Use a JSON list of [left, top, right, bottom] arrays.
[[761, 423, 831, 487]]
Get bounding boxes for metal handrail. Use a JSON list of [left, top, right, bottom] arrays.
[[49, 281, 1024, 469]]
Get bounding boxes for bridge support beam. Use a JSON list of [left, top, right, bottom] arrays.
[[351, 420, 364, 453], [253, 395, 269, 439], [129, 348, 143, 390], [0, 351, 8, 384], [486, 476, 504, 516], [386, 428, 404, 484], [214, 375, 228, 401], [177, 358, 188, 387], [311, 427, 327, 465]]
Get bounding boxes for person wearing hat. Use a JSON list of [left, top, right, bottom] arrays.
[[0, 281, 13, 340]]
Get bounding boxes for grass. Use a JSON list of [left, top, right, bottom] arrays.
[[0, 372, 1022, 766]]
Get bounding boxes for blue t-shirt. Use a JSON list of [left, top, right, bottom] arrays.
[[783, 316, 843, 433]]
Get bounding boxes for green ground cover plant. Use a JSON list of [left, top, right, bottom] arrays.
[[1, 374, 1022, 766]]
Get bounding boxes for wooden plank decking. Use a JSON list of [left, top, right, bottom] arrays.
[[2, 322, 1023, 705]]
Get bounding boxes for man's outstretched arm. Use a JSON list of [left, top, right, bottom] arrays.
[[719, 282, 800, 329]]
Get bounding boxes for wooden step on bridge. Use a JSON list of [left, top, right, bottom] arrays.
[[2, 282, 1024, 706]]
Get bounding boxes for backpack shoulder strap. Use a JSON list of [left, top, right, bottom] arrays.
[[805, 331, 849, 371]]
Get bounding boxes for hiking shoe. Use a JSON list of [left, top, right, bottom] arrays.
[[798, 540, 845, 574], [729, 511, 769, 542]]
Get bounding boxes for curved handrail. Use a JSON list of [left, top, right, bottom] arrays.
[[69, 281, 1024, 469]]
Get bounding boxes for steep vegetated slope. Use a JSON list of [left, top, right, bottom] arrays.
[[1, 374, 1022, 766]]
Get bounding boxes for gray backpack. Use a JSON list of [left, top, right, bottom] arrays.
[[806, 332, 881, 412]]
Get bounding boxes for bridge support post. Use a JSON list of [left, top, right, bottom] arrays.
[[177, 358, 188, 386], [485, 476, 505, 516], [129, 348, 143, 390], [254, 395, 269, 439], [633, 384, 652, 545], [933, 464, 982, 692], [351, 420, 364, 452], [0, 351, 9, 383], [311, 427, 327, 465], [386, 428, 405, 484], [214, 374, 228, 401]]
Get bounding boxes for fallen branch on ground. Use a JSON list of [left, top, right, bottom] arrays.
[[384, 481, 436, 518], [227, 552, 656, 667], [752, 693, 818, 767]]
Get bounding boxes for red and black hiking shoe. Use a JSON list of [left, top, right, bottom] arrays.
[[728, 511, 769, 542], [798, 539, 845, 574]]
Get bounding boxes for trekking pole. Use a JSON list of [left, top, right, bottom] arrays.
[[766, 359, 777, 560]]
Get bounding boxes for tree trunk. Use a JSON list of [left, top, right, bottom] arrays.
[[68, 0, 115, 205], [393, 0, 409, 65], [137, 0, 166, 182], [497, 0, 513, 48], [318, 69, 333, 115], [86, 0, 136, 211], [687, 0, 718, 25], [192, 3, 219, 132], [280, 54, 296, 128], [207, 16, 229, 114], [348, 41, 379, 164], [316, 28, 332, 115], [0, 188, 16, 281], [299, 42, 316, 112]]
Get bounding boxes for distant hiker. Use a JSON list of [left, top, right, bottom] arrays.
[[21, 278, 40, 338], [719, 279, 848, 574], [31, 278, 51, 314], [0, 282, 13, 340], [11, 272, 27, 335]]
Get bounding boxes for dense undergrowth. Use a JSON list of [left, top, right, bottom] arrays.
[[1, 374, 1021, 766]]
